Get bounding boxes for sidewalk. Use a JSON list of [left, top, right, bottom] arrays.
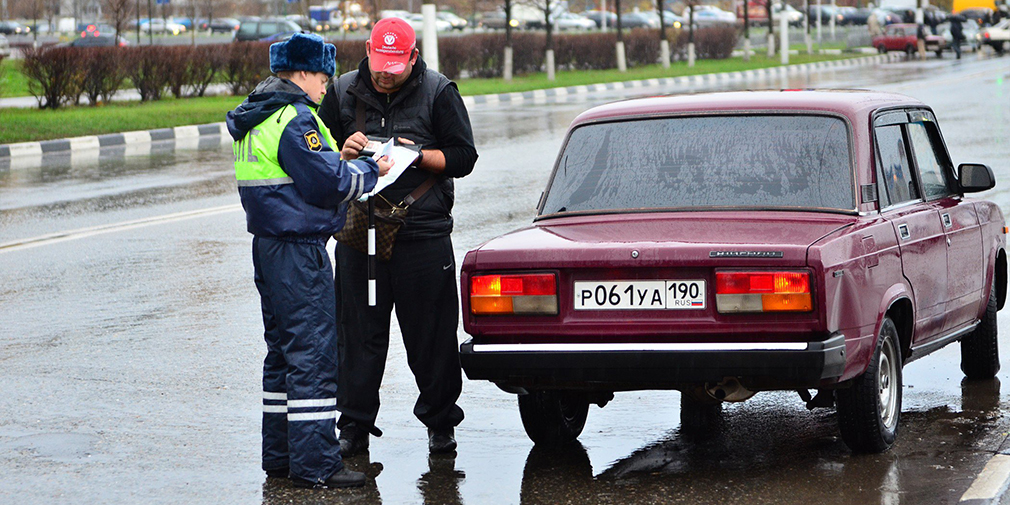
[[0, 52, 903, 163]]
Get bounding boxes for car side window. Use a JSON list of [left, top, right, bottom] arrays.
[[875, 124, 920, 205], [906, 122, 951, 200]]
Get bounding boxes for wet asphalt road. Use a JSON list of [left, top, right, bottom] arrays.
[[3, 53, 1010, 504]]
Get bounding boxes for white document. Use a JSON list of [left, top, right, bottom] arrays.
[[364, 139, 418, 197]]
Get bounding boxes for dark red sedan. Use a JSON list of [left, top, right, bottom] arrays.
[[459, 90, 1006, 453], [873, 22, 946, 56]]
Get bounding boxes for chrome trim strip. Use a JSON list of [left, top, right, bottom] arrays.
[[471, 342, 809, 353]]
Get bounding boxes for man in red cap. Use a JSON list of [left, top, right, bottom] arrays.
[[318, 17, 478, 457]]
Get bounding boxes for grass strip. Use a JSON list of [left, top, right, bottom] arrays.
[[0, 95, 242, 144], [455, 52, 863, 95], [0, 51, 869, 145], [0, 59, 31, 98]]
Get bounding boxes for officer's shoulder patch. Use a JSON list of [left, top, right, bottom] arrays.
[[303, 130, 323, 152]]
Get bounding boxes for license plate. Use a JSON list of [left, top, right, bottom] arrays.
[[574, 280, 706, 310]]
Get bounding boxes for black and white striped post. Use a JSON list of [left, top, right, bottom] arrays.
[[367, 195, 376, 307]]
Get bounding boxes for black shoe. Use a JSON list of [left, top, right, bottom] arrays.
[[291, 467, 366, 489], [338, 426, 369, 457], [264, 466, 289, 479], [427, 427, 457, 454]]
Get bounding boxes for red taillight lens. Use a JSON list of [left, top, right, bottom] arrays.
[[471, 273, 558, 315], [715, 271, 812, 313]]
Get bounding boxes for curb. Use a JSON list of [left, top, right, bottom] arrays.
[[0, 53, 902, 163]]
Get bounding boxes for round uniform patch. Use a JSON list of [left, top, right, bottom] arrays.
[[304, 130, 323, 152]]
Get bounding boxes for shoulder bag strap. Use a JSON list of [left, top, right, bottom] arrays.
[[402, 176, 437, 207]]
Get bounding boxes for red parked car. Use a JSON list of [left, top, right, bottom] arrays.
[[873, 22, 947, 56], [459, 90, 1006, 453]]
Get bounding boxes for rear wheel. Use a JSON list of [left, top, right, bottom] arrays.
[[518, 391, 589, 446], [962, 280, 1000, 380], [935, 49, 943, 57], [905, 44, 916, 57], [837, 317, 902, 453], [876, 44, 886, 54]]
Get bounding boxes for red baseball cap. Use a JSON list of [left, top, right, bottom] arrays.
[[368, 17, 416, 75]]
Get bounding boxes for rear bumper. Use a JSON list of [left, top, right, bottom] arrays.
[[459, 333, 847, 390]]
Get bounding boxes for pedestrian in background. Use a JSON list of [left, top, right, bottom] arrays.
[[916, 21, 927, 60], [868, 11, 882, 38], [226, 32, 391, 489], [318, 16, 478, 457], [950, 15, 965, 59]]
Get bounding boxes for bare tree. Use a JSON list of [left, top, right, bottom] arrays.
[[105, 0, 133, 40], [522, 0, 557, 79]]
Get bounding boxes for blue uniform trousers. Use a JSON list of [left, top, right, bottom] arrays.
[[253, 236, 343, 483]]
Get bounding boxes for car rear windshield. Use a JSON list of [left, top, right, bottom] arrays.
[[540, 114, 855, 215]]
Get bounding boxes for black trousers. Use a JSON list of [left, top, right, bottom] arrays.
[[334, 235, 464, 432]]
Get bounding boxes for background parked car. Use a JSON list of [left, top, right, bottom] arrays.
[[69, 33, 129, 47], [552, 12, 596, 30], [582, 10, 619, 28], [200, 17, 241, 33], [437, 11, 469, 30], [478, 11, 524, 30], [403, 13, 453, 32], [873, 22, 947, 56], [234, 19, 302, 42], [0, 21, 28, 34], [621, 11, 661, 29], [980, 19, 1010, 53]]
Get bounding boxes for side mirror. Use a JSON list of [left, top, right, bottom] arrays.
[[958, 163, 996, 193]]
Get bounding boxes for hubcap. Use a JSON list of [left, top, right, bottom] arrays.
[[877, 336, 899, 429]]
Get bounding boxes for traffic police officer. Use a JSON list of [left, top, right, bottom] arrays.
[[226, 32, 391, 488]]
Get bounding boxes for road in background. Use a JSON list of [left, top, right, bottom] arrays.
[[2, 54, 1010, 504]]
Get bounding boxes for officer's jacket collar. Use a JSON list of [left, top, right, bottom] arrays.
[[226, 77, 316, 141]]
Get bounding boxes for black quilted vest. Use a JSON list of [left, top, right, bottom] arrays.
[[331, 60, 454, 240]]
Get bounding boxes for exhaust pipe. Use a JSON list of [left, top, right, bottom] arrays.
[[705, 377, 756, 402]]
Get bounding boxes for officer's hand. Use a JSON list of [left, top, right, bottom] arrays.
[[341, 131, 367, 160], [376, 155, 393, 177]]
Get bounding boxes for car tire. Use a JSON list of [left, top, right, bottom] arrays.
[[961, 280, 1000, 380], [680, 392, 723, 431], [836, 317, 902, 453], [905, 44, 915, 57], [876, 44, 886, 54], [935, 49, 943, 57], [517, 390, 589, 446]]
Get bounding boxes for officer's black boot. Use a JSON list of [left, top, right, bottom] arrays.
[[427, 427, 457, 454], [291, 467, 366, 489]]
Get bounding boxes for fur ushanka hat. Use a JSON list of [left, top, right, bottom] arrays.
[[269, 33, 336, 77]]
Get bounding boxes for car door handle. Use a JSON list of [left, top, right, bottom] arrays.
[[898, 224, 910, 240], [947, 237, 952, 246]]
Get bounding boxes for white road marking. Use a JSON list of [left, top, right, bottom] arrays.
[[0, 204, 242, 254], [960, 454, 1010, 503]]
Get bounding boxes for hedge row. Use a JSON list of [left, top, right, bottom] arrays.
[[20, 27, 738, 108]]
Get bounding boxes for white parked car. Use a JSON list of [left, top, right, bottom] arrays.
[[980, 19, 1010, 54], [404, 13, 453, 32], [554, 12, 597, 30], [141, 18, 186, 35]]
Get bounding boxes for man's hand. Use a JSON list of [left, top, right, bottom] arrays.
[[376, 155, 393, 177], [341, 131, 368, 160]]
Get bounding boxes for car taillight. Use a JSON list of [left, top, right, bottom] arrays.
[[715, 271, 812, 313], [470, 273, 558, 315]]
